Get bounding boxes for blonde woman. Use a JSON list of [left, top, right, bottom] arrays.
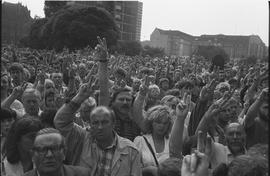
[[134, 105, 173, 175]]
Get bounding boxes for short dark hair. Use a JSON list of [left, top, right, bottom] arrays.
[[0, 108, 17, 122], [247, 144, 268, 158], [5, 117, 43, 164], [227, 155, 268, 176], [157, 157, 182, 176], [39, 109, 57, 128], [114, 67, 127, 78], [165, 89, 181, 97], [110, 87, 133, 105], [8, 62, 24, 73]]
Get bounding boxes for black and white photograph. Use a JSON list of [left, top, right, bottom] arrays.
[[1, 0, 269, 176]]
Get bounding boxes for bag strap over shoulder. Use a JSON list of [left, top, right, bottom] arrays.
[[143, 136, 159, 167]]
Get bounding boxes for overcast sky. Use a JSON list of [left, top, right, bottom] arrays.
[[3, 0, 269, 45]]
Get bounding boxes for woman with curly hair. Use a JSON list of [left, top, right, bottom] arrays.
[[2, 117, 43, 176], [134, 105, 173, 175]]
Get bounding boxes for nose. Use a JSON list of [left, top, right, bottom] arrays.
[[233, 133, 237, 138], [98, 123, 103, 129], [45, 149, 53, 157]]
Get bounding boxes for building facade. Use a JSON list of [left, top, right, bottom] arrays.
[[2, 2, 32, 44], [68, 1, 143, 41], [150, 28, 266, 59], [150, 28, 194, 56]]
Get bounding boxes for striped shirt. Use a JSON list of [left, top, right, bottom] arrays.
[[94, 135, 117, 176]]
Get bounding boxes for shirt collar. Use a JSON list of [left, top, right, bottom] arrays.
[[226, 146, 247, 156], [94, 131, 118, 150]]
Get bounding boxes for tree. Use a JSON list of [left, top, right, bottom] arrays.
[[117, 41, 142, 56], [44, 1, 67, 18], [20, 18, 48, 49], [142, 45, 165, 57], [196, 45, 229, 63], [22, 5, 119, 51]]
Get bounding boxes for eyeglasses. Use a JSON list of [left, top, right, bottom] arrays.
[[32, 145, 64, 155]]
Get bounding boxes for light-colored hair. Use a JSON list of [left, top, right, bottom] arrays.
[[143, 105, 173, 138], [22, 88, 41, 101]]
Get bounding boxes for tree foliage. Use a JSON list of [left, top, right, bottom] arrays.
[[117, 41, 142, 56], [142, 45, 165, 57], [21, 5, 119, 51], [44, 1, 67, 18], [196, 45, 229, 63]]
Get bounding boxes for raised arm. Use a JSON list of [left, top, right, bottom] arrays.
[[54, 77, 95, 136], [169, 93, 191, 158], [244, 88, 268, 128], [1, 83, 27, 109], [132, 75, 150, 132], [94, 36, 110, 106]]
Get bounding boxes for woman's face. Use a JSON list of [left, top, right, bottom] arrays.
[[152, 114, 170, 137], [46, 95, 55, 108]]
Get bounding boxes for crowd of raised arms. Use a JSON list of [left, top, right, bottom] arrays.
[[1, 37, 268, 176]]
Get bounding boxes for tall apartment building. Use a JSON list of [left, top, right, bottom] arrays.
[[2, 2, 32, 44], [150, 28, 266, 59], [67, 1, 143, 41]]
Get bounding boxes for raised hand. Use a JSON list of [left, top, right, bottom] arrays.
[[76, 76, 95, 100], [199, 78, 218, 102], [206, 88, 235, 120], [176, 93, 191, 119], [181, 131, 211, 176], [12, 82, 28, 98], [94, 36, 108, 61], [181, 150, 209, 176], [139, 75, 150, 96], [36, 70, 46, 84]]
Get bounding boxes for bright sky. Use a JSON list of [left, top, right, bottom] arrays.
[[2, 0, 269, 46]]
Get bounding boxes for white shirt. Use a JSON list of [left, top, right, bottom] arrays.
[[134, 134, 170, 167]]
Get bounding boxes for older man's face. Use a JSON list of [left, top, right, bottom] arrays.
[[22, 92, 41, 116], [51, 73, 62, 87], [32, 133, 65, 174], [90, 108, 114, 141], [225, 123, 246, 154]]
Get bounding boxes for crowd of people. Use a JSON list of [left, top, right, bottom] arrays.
[[1, 37, 268, 176]]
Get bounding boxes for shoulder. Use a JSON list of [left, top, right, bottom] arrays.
[[63, 165, 91, 176], [117, 135, 140, 152]]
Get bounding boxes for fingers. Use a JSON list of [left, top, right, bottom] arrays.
[[190, 153, 197, 172], [183, 92, 188, 103], [183, 155, 191, 171], [197, 131, 205, 153], [205, 133, 212, 157], [102, 37, 107, 49], [186, 94, 191, 112]]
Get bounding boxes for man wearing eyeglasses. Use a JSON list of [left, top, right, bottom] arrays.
[[23, 128, 90, 176]]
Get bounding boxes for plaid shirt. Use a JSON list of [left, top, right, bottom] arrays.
[[94, 135, 117, 176]]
